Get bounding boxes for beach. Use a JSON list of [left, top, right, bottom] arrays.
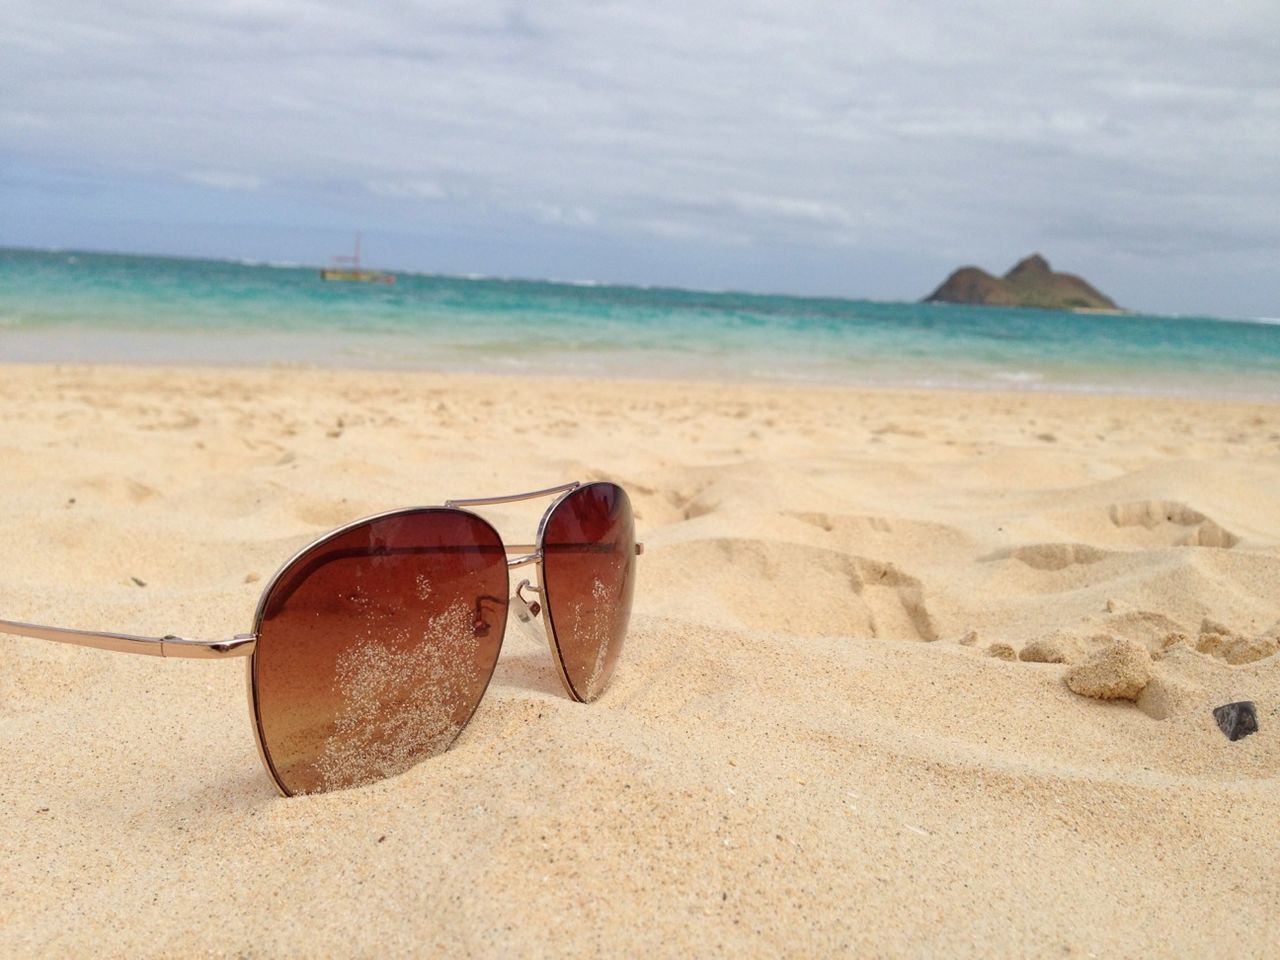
[[1, 362, 1277, 955]]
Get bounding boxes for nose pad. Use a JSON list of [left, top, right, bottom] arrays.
[[516, 579, 541, 618], [510, 579, 545, 644]]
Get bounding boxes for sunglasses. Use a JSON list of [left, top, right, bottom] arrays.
[[0, 481, 640, 796]]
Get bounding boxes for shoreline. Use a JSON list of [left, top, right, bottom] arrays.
[[2, 348, 1279, 405]]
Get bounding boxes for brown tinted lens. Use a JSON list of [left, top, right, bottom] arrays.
[[253, 509, 508, 795], [541, 483, 635, 702]]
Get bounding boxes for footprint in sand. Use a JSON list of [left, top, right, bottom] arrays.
[[1106, 500, 1239, 548], [75, 475, 161, 505], [293, 498, 357, 529], [644, 538, 938, 640], [981, 542, 1115, 571], [790, 512, 971, 556]]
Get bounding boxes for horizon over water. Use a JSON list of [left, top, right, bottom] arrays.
[[1, 247, 1278, 399]]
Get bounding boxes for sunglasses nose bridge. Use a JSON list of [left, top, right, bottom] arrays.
[[505, 548, 541, 570]]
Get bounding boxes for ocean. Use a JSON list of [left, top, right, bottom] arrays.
[[2, 247, 1277, 398]]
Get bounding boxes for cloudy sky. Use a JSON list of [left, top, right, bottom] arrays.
[[2, 0, 1278, 315]]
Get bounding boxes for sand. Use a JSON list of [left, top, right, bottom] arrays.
[[1, 363, 1278, 957]]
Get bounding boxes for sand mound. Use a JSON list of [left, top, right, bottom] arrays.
[[1019, 632, 1086, 664], [1193, 617, 1280, 665], [1065, 638, 1153, 700]]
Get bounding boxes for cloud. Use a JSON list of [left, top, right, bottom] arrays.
[[529, 202, 597, 227], [184, 171, 263, 191], [727, 194, 855, 229], [365, 179, 447, 200], [1, 0, 1278, 311]]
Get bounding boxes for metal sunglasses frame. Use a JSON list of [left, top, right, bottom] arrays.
[[0, 480, 642, 796]]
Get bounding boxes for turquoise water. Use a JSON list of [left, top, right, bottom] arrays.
[[2, 247, 1278, 397]]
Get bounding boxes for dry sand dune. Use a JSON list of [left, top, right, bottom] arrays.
[[1, 364, 1278, 956]]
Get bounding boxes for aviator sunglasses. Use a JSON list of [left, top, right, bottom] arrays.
[[0, 481, 640, 796]]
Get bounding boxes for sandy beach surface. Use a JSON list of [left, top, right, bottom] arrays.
[[2, 363, 1278, 957]]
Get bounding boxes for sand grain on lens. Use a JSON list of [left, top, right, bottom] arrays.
[[578, 578, 612, 699], [314, 598, 481, 792]]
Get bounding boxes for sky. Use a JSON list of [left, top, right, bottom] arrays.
[[2, 0, 1278, 317]]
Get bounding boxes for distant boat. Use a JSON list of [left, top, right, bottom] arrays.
[[320, 233, 395, 284]]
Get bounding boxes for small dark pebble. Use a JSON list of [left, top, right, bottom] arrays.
[[1213, 701, 1259, 741], [36, 807, 49, 814], [378, 835, 386, 843], [131, 576, 147, 588]]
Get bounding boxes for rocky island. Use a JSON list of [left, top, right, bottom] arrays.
[[924, 254, 1121, 312]]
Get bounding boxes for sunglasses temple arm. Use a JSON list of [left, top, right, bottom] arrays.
[[0, 617, 256, 659]]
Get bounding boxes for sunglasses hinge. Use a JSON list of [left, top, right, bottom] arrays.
[[161, 633, 258, 659]]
